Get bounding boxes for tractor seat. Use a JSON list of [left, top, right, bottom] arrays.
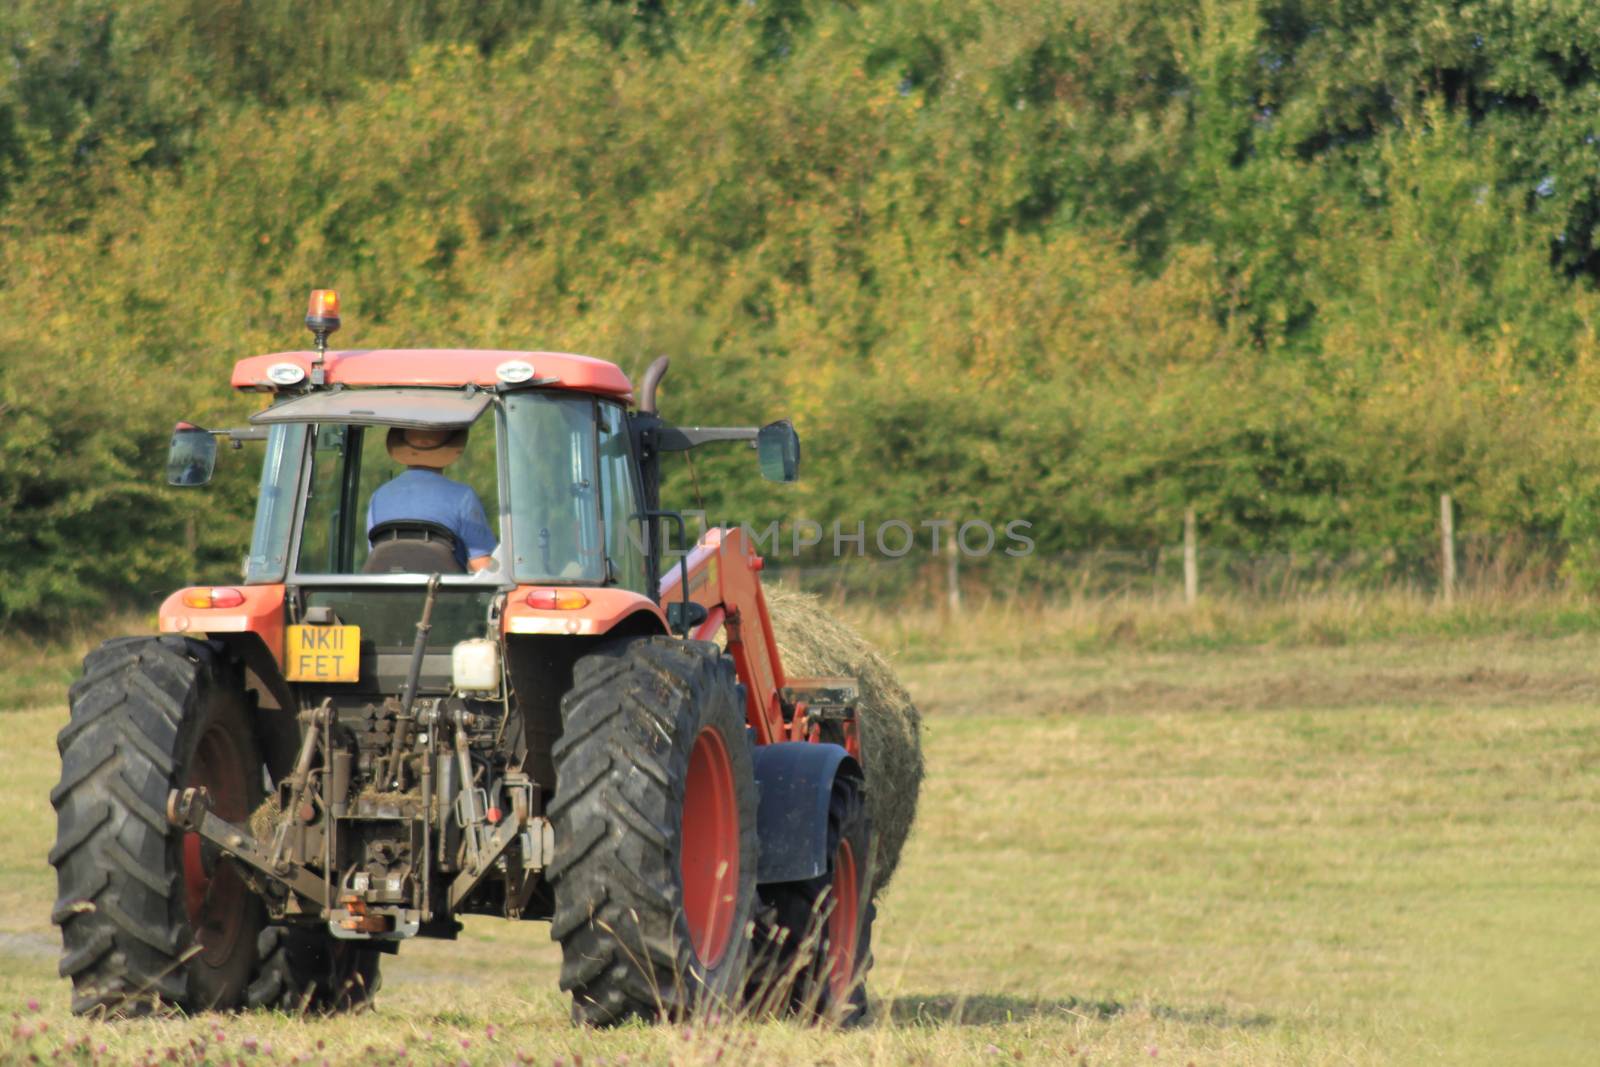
[[364, 520, 465, 575]]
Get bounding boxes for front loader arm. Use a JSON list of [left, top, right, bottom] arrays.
[[659, 526, 787, 744], [659, 526, 861, 760]]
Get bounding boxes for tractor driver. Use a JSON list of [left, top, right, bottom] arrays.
[[366, 427, 498, 572]]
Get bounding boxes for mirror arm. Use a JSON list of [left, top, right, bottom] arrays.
[[214, 426, 269, 448], [656, 425, 759, 452]]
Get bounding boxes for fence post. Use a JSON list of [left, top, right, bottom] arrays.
[[1183, 507, 1199, 606], [1440, 493, 1456, 605], [945, 531, 962, 614]]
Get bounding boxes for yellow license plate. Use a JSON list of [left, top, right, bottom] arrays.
[[285, 625, 361, 682]]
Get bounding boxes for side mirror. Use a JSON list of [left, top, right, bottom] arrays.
[[166, 424, 217, 487], [756, 420, 801, 483]]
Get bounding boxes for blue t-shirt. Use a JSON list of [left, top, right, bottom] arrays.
[[367, 469, 498, 568]]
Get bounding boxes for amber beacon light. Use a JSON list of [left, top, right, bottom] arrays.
[[306, 288, 340, 333], [305, 288, 341, 382]]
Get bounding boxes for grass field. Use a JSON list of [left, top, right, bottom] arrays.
[[2, 601, 1598, 1064]]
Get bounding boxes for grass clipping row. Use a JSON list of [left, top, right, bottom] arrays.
[[762, 587, 924, 896]]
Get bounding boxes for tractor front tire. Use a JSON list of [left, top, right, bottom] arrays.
[[548, 637, 758, 1026], [246, 926, 382, 1014], [51, 637, 266, 1014], [750, 771, 874, 1026]]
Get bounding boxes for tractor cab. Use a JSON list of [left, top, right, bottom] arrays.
[[222, 383, 650, 699], [170, 303, 796, 585], [163, 293, 798, 698]]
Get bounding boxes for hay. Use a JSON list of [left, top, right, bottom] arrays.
[[762, 587, 924, 896], [248, 797, 281, 844]]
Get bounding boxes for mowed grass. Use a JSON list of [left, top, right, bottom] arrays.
[[1, 611, 1598, 1064]]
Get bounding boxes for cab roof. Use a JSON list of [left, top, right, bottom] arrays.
[[231, 348, 634, 401]]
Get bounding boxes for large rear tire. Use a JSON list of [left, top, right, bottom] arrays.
[[548, 637, 758, 1025], [749, 771, 874, 1025], [51, 637, 266, 1014]]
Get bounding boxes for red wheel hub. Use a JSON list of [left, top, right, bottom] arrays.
[[181, 724, 250, 966], [826, 838, 860, 1004], [680, 726, 739, 967]]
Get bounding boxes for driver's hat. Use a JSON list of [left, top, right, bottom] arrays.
[[387, 427, 467, 469]]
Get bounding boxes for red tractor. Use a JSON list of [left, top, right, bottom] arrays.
[[50, 292, 873, 1024]]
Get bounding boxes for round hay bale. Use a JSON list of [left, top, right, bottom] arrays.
[[762, 587, 924, 896]]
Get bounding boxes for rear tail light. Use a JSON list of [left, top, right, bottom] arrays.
[[181, 587, 246, 609], [525, 589, 589, 610]]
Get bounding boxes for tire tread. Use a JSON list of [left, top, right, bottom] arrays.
[[548, 637, 758, 1026], [50, 637, 256, 1014]]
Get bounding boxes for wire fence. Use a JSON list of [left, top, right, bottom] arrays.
[[758, 529, 1570, 607]]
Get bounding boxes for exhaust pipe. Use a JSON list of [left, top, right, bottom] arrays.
[[639, 356, 670, 414]]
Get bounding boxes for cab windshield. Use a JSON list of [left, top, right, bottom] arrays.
[[294, 421, 501, 576]]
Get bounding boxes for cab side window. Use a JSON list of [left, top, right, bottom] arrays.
[[598, 403, 649, 594], [298, 425, 357, 574]]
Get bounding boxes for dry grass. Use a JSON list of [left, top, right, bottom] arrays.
[[2, 601, 1599, 1064], [839, 586, 1600, 663]]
